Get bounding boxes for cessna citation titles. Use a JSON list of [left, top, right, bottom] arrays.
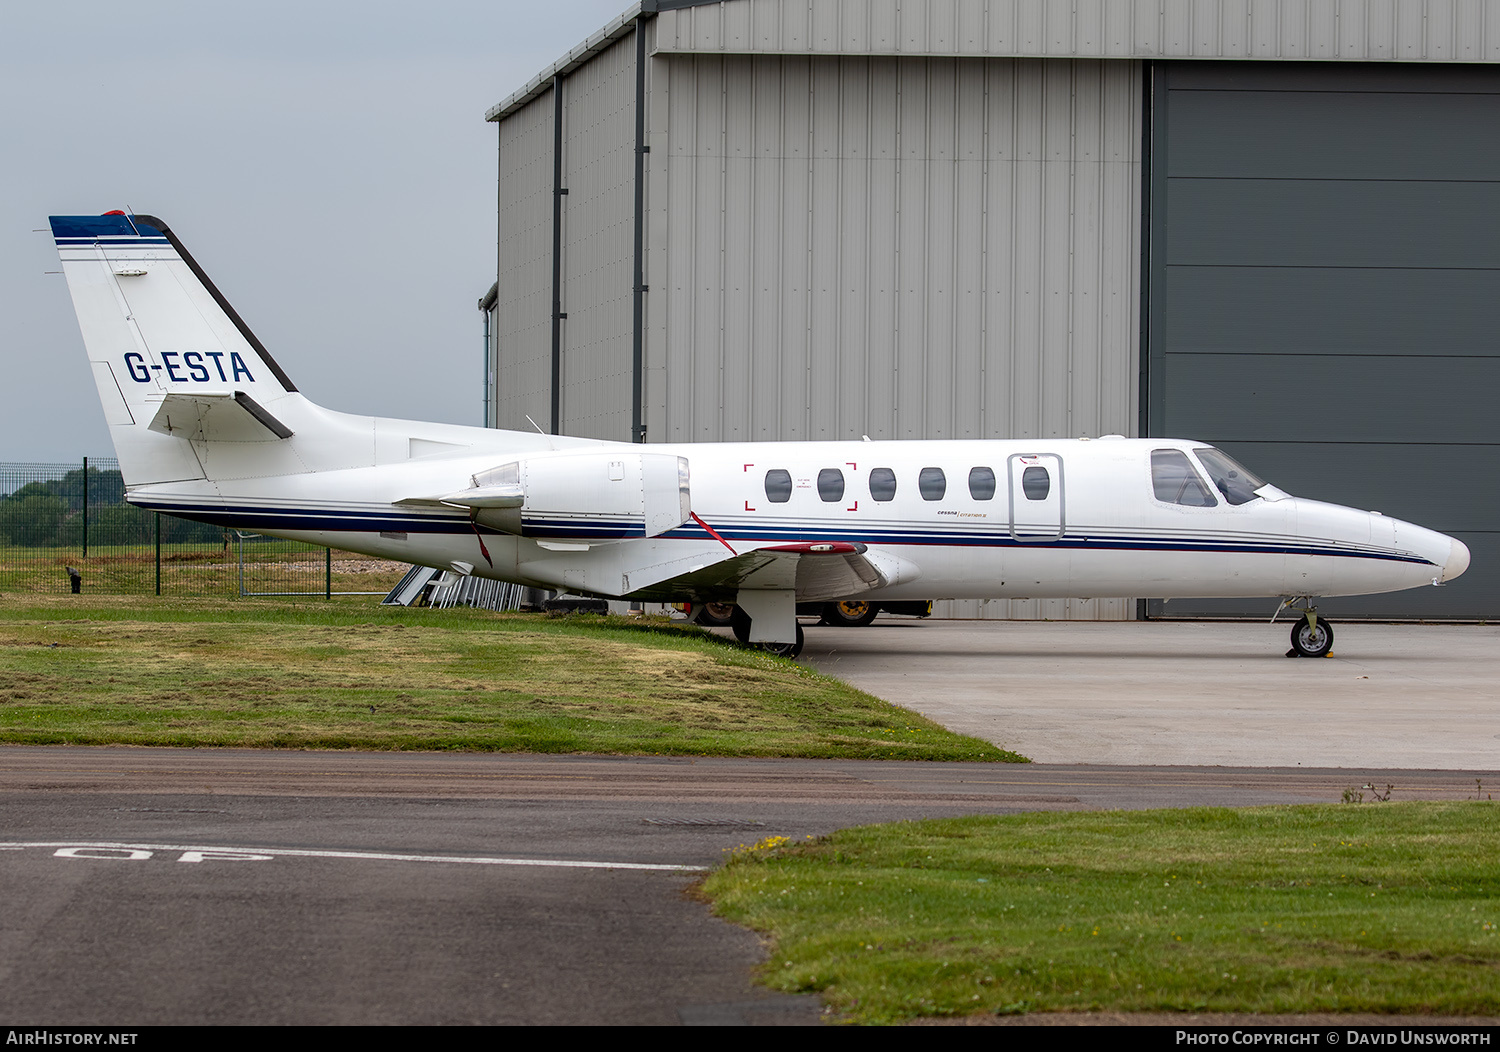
[[50, 212, 1470, 658]]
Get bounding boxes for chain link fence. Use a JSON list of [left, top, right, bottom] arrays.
[[0, 459, 407, 597]]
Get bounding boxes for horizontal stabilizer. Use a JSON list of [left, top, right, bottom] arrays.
[[147, 391, 293, 442]]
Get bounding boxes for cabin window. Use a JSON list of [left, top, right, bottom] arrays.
[[1151, 449, 1217, 507], [968, 466, 996, 501], [870, 467, 897, 502], [817, 468, 845, 503], [765, 469, 792, 503], [1021, 466, 1050, 501], [919, 467, 946, 501], [1194, 448, 1264, 506]]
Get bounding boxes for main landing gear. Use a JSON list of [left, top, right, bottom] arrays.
[[729, 605, 804, 658], [691, 602, 736, 628], [819, 600, 879, 627], [1276, 598, 1334, 658]]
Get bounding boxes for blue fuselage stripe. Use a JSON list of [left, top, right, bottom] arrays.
[[127, 499, 1437, 566]]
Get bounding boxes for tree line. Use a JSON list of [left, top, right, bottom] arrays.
[[0, 466, 226, 548]]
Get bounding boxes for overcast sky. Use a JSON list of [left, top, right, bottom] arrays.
[[1, 0, 628, 464]]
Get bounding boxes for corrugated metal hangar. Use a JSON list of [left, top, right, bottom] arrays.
[[483, 0, 1500, 620]]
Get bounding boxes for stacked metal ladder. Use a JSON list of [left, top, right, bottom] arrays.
[[428, 574, 526, 611], [382, 564, 442, 606], [381, 565, 526, 611]]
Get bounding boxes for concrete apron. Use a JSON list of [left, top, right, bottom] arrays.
[[799, 620, 1500, 769]]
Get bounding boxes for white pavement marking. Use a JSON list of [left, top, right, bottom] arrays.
[[55, 847, 155, 860], [2, 841, 706, 872]]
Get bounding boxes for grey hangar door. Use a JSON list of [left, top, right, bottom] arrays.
[[1144, 61, 1500, 618]]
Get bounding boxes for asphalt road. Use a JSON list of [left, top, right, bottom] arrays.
[[2, 747, 1493, 1025]]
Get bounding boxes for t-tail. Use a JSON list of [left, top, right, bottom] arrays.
[[49, 211, 387, 492]]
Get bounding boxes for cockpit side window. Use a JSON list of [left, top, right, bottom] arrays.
[[1151, 449, 1218, 507], [1194, 448, 1265, 506]]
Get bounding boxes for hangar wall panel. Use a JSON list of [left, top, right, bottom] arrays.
[[654, 0, 1500, 63], [556, 31, 639, 441], [1147, 61, 1500, 618], [645, 53, 1143, 619], [495, 91, 557, 433]]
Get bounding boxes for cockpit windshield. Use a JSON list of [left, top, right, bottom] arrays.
[[1194, 448, 1266, 506]]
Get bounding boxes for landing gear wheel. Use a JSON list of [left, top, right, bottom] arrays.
[[819, 600, 879, 627], [761, 624, 805, 659], [730, 605, 753, 644], [1289, 617, 1334, 658], [729, 607, 805, 658], [693, 602, 736, 627]]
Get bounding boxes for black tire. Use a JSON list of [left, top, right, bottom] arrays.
[[730, 605, 753, 644], [693, 602, 736, 628], [1289, 617, 1334, 658], [761, 624, 805, 659], [819, 600, 880, 627], [729, 607, 804, 657]]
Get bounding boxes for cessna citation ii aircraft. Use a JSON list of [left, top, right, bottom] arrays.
[[50, 212, 1470, 659]]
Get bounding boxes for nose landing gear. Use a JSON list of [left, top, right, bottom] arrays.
[[1289, 615, 1334, 658], [1277, 598, 1334, 658]]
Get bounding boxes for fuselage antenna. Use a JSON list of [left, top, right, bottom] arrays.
[[524, 414, 555, 450]]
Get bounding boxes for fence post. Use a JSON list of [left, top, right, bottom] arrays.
[[325, 547, 332, 600], [154, 512, 161, 596], [238, 532, 246, 596], [81, 456, 88, 559]]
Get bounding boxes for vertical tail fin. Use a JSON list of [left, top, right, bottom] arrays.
[[50, 212, 302, 487]]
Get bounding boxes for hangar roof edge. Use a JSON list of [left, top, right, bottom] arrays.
[[486, 0, 1500, 124], [485, 3, 645, 123]]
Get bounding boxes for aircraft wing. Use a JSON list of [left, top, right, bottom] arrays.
[[630, 540, 918, 603]]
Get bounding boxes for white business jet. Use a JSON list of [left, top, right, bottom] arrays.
[[49, 212, 1469, 659]]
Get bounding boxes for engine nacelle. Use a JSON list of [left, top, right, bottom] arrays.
[[447, 452, 691, 541]]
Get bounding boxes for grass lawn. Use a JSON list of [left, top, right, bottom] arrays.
[[703, 803, 1500, 1023], [0, 596, 1020, 760]]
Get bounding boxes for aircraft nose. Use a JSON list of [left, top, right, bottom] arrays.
[[1443, 537, 1472, 583]]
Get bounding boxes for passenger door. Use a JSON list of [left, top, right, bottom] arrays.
[[1008, 453, 1064, 541]]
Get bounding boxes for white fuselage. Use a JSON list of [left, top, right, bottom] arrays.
[[48, 211, 1468, 618], [121, 416, 1466, 606]]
